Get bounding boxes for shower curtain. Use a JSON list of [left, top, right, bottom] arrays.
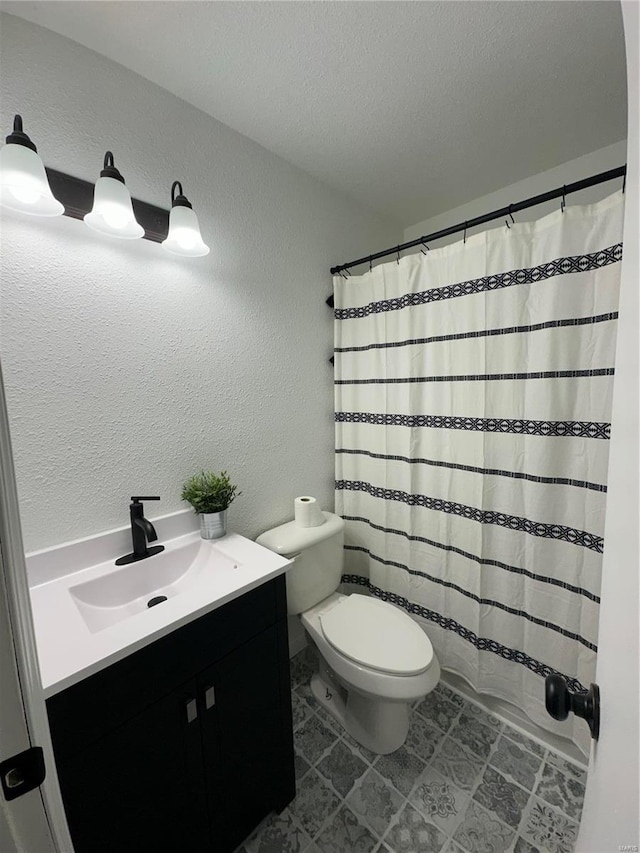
[[334, 192, 624, 756]]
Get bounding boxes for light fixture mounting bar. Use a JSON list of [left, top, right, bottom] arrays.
[[45, 167, 169, 243]]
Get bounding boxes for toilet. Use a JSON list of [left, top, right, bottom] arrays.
[[256, 510, 440, 754]]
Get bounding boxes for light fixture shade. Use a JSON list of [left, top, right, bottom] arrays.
[[0, 137, 64, 217], [162, 204, 210, 257], [84, 174, 144, 240]]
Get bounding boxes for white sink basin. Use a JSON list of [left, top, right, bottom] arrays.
[[29, 526, 292, 697], [69, 539, 237, 633]]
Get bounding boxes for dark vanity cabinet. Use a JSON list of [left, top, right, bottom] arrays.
[[46, 576, 295, 853]]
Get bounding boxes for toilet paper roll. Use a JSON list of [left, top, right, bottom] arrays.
[[294, 496, 325, 528]]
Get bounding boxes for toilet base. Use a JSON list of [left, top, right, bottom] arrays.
[[310, 660, 411, 755], [310, 671, 347, 728]]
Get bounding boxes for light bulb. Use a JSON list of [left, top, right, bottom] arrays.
[[162, 181, 210, 258], [175, 228, 197, 250], [0, 115, 64, 217], [101, 203, 130, 230], [10, 184, 41, 205], [83, 153, 143, 240]]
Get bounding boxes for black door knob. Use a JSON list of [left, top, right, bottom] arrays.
[[545, 674, 600, 740]]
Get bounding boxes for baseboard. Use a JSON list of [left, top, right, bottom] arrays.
[[441, 670, 587, 768]]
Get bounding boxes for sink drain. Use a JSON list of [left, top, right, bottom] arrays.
[[147, 595, 168, 608]]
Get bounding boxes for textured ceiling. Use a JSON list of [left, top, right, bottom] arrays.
[[2, 1, 627, 227]]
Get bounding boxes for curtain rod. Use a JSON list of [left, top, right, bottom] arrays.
[[330, 165, 627, 276]]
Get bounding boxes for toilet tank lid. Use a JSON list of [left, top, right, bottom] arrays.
[[319, 594, 433, 676], [255, 511, 344, 556]]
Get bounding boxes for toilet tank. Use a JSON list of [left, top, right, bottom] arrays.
[[256, 512, 345, 615]]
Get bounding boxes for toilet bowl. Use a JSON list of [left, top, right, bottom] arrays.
[[302, 592, 440, 753], [256, 510, 440, 754]]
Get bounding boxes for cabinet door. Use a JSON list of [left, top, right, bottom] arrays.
[[199, 621, 295, 852], [55, 679, 210, 853]]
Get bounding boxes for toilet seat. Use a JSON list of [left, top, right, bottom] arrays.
[[319, 594, 433, 676]]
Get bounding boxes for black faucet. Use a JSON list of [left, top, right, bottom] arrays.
[[115, 497, 166, 566]]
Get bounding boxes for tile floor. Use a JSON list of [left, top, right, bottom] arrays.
[[237, 647, 587, 853]]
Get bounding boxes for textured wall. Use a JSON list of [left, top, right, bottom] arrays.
[[403, 141, 628, 245], [0, 14, 400, 551]]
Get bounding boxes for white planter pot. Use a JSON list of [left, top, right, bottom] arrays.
[[199, 510, 227, 540]]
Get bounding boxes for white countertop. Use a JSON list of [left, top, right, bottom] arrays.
[[28, 526, 290, 698]]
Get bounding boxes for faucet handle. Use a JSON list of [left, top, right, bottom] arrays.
[[130, 496, 161, 503]]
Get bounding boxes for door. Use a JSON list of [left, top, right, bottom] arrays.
[[0, 547, 54, 853], [575, 4, 639, 847], [0, 361, 70, 852], [198, 623, 295, 853]]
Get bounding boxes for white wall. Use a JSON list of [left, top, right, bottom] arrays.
[[403, 141, 627, 245], [0, 14, 400, 552]]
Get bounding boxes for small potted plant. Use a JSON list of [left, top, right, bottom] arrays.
[[181, 470, 241, 540]]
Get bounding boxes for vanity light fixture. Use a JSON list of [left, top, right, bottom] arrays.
[[0, 120, 210, 257], [84, 151, 144, 239], [161, 181, 210, 257], [0, 115, 64, 216]]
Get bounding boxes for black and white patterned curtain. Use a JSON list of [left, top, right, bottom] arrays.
[[334, 192, 624, 756]]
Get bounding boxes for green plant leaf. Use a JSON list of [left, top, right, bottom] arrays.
[[180, 470, 241, 514]]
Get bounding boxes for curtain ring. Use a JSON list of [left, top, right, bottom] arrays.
[[463, 222, 467, 244], [396, 246, 400, 264], [622, 173, 626, 194], [369, 256, 373, 273], [561, 186, 566, 213], [420, 241, 429, 254], [505, 205, 514, 230]]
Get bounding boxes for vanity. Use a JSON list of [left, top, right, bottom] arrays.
[[27, 518, 295, 853]]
